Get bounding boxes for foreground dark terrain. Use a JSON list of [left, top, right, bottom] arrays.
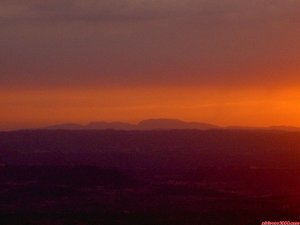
[[0, 130, 300, 225]]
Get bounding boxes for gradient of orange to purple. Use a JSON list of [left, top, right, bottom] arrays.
[[1, 0, 300, 130]]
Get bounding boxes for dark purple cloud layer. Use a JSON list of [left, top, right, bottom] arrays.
[[1, 0, 300, 88]]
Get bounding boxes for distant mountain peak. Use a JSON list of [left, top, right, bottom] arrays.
[[32, 120, 300, 132], [44, 119, 219, 130], [46, 123, 84, 130], [138, 118, 219, 130], [86, 121, 136, 130]]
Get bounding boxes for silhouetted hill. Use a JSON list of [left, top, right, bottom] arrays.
[[43, 119, 300, 132], [138, 119, 219, 130], [46, 123, 84, 130], [227, 125, 300, 132], [86, 122, 136, 130], [268, 125, 300, 132], [44, 119, 219, 130]]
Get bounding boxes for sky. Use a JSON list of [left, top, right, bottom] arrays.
[[1, 0, 300, 130]]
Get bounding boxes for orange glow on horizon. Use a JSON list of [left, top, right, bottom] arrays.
[[2, 85, 300, 130]]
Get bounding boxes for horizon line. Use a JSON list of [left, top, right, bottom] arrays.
[[1, 118, 300, 132]]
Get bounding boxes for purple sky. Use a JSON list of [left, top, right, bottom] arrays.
[[1, 0, 300, 88]]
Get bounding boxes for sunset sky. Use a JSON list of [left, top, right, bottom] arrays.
[[1, 0, 300, 130]]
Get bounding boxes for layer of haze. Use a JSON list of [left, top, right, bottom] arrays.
[[1, 0, 300, 130]]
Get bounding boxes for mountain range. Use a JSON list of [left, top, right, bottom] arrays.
[[44, 119, 300, 131]]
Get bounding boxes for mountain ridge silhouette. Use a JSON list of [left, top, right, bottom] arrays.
[[46, 118, 219, 130], [44, 119, 300, 131]]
